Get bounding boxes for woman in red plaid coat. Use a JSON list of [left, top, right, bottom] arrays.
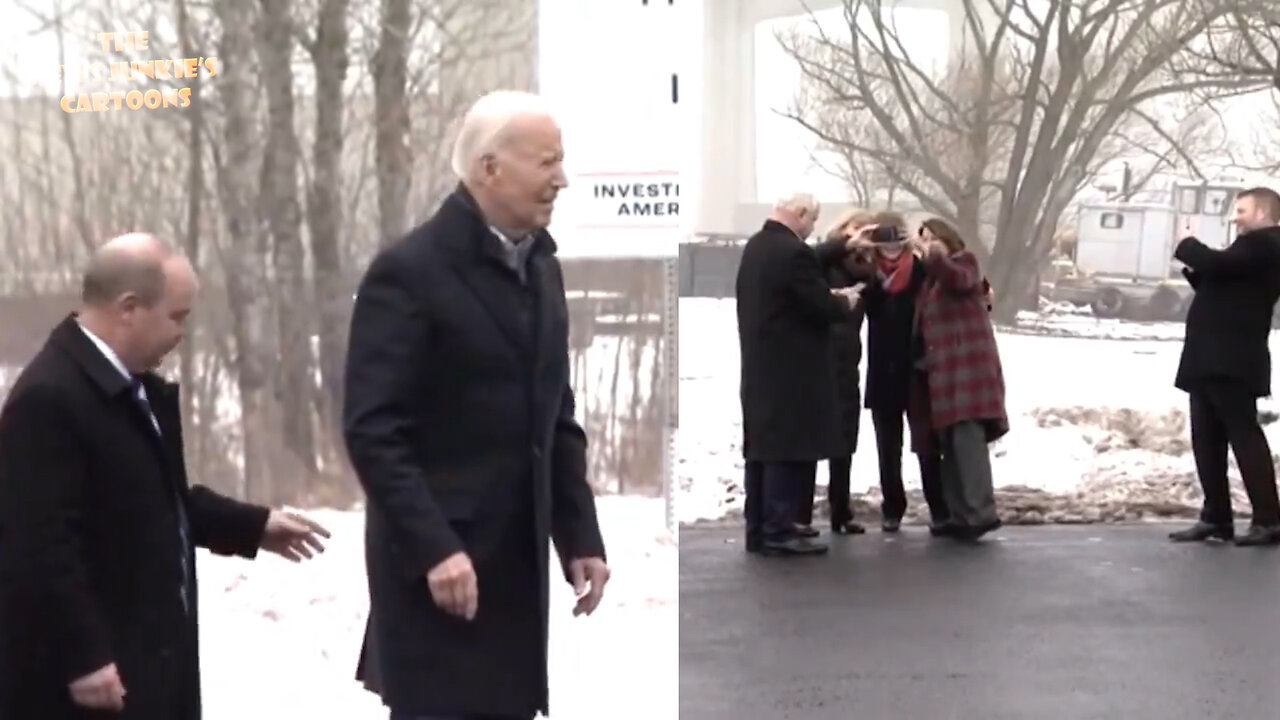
[[911, 218, 1008, 540]]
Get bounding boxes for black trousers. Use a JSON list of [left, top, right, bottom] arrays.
[[1188, 380, 1280, 526], [794, 456, 854, 528], [744, 460, 817, 541], [871, 408, 949, 524]]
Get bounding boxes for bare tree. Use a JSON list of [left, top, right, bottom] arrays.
[[373, 0, 412, 242], [258, 0, 317, 490], [780, 0, 1269, 320], [1187, 4, 1279, 90], [299, 0, 352, 453], [211, 0, 278, 501]]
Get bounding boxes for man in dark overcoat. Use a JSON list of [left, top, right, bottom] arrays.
[[342, 90, 610, 720], [0, 233, 329, 720], [735, 193, 861, 556], [1169, 187, 1280, 546]]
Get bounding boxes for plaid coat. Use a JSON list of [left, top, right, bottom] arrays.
[[915, 249, 1009, 441]]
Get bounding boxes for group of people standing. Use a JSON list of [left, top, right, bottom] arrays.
[[736, 184, 1280, 557], [735, 194, 1009, 557]]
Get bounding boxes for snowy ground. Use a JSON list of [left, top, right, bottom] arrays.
[[198, 495, 676, 719], [678, 298, 1280, 525]]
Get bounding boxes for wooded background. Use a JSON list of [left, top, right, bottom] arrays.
[[0, 0, 669, 507]]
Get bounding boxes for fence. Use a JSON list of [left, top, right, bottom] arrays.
[[680, 240, 746, 298]]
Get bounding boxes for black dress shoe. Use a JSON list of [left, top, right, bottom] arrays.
[[1168, 522, 1234, 543], [1234, 524, 1280, 546], [881, 518, 902, 533], [745, 534, 762, 553], [832, 520, 866, 535], [793, 523, 820, 538], [760, 537, 830, 556]]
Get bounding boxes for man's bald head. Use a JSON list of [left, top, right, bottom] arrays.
[[77, 233, 198, 372], [81, 233, 185, 308]]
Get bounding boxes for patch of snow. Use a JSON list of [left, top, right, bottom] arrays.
[[198, 495, 675, 719]]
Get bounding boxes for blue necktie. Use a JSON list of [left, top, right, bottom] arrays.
[[129, 377, 194, 615]]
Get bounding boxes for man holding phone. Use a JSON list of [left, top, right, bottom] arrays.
[[1169, 187, 1280, 546]]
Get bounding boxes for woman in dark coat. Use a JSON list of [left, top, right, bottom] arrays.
[[846, 212, 950, 533], [796, 208, 876, 535], [912, 218, 1007, 540]]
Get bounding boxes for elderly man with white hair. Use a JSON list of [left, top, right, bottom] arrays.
[[735, 193, 868, 557], [342, 90, 609, 720]]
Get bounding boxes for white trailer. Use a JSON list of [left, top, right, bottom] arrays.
[[1050, 180, 1245, 321]]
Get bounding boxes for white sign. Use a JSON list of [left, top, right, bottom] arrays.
[[571, 171, 681, 231], [538, 0, 688, 258]]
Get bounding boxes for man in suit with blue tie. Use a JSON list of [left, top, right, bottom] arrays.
[[0, 233, 331, 720]]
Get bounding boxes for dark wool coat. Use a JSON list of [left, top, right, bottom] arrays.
[[343, 185, 606, 718], [858, 257, 929, 413], [815, 236, 867, 456], [915, 249, 1009, 441], [1174, 227, 1280, 398], [0, 317, 270, 720], [736, 221, 851, 462]]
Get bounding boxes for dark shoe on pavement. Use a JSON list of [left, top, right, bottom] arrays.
[[881, 518, 902, 533], [1234, 524, 1280, 546], [1168, 522, 1234, 543], [929, 521, 957, 537], [832, 520, 866, 535], [793, 523, 820, 539], [745, 534, 761, 553], [760, 537, 830, 556]]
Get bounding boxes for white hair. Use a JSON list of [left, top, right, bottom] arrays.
[[775, 192, 819, 215], [450, 90, 559, 180]]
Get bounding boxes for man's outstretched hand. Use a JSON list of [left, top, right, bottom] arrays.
[[569, 557, 610, 617], [261, 510, 330, 561]]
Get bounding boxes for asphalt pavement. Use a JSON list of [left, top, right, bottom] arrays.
[[679, 522, 1280, 720]]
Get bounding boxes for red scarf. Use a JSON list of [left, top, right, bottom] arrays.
[[877, 250, 913, 294]]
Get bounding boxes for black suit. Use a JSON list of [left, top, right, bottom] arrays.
[[0, 316, 269, 720], [736, 220, 851, 542], [1175, 227, 1280, 526], [343, 184, 606, 719]]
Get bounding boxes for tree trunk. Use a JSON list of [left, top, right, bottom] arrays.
[[176, 0, 205, 475], [51, 1, 95, 256], [374, 0, 412, 244], [214, 0, 276, 503], [307, 0, 352, 467], [258, 0, 316, 501]]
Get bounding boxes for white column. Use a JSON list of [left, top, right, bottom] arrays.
[[696, 0, 757, 236]]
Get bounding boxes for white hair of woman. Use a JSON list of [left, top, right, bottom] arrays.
[[450, 90, 560, 180]]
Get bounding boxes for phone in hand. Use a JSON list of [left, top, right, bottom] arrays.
[[871, 225, 900, 245]]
